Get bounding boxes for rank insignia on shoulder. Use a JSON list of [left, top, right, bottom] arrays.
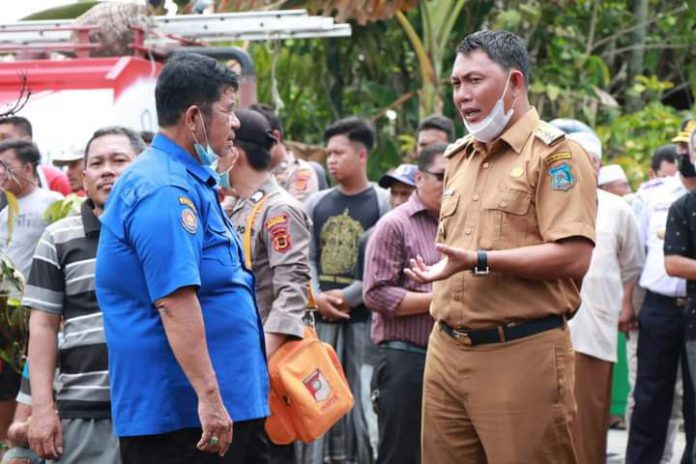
[[548, 163, 576, 191], [535, 123, 565, 146], [250, 190, 265, 204], [444, 135, 473, 158], [544, 152, 572, 165], [180, 208, 198, 234], [178, 196, 197, 212]]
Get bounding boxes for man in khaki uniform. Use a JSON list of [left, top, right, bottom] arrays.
[[407, 30, 597, 463], [250, 103, 320, 202], [228, 108, 312, 358]]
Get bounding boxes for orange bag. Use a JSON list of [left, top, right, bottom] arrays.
[[264, 313, 354, 444], [241, 201, 353, 444]]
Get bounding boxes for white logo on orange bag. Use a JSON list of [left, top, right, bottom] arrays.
[[304, 369, 331, 402]]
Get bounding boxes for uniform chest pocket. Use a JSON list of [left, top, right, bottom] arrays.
[[482, 188, 534, 248], [440, 193, 460, 219], [485, 189, 532, 215], [203, 222, 237, 267]]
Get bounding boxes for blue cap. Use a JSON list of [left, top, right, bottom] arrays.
[[379, 163, 418, 188]]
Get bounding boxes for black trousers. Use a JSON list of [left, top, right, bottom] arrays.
[[371, 345, 426, 464], [119, 418, 269, 464], [626, 291, 695, 464]]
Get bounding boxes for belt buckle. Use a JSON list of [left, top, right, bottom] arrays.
[[677, 298, 687, 307], [452, 329, 473, 346]]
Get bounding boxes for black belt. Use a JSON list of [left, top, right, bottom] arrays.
[[439, 315, 565, 346], [645, 290, 687, 308], [380, 340, 427, 355]]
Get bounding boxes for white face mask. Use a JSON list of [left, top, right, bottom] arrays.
[[463, 73, 514, 143]]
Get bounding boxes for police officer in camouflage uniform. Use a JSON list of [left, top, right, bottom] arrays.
[[250, 103, 321, 202]]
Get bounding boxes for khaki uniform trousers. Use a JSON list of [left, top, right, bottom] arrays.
[[572, 352, 613, 464], [421, 324, 577, 464]]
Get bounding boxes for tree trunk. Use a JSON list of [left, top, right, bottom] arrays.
[[626, 0, 647, 111]]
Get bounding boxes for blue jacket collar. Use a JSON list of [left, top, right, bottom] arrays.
[[152, 133, 216, 186]]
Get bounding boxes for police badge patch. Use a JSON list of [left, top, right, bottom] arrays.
[[548, 163, 576, 191]]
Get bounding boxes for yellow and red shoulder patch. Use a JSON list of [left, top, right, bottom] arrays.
[[293, 169, 312, 192], [265, 214, 292, 253]]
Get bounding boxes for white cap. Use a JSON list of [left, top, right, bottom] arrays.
[[598, 164, 628, 186], [52, 148, 83, 166], [568, 131, 602, 161]]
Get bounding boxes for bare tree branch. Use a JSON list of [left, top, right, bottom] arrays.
[[0, 73, 31, 118], [590, 5, 688, 52]]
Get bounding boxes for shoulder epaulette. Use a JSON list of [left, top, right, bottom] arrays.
[[534, 121, 565, 146], [250, 189, 266, 204], [444, 134, 474, 158]]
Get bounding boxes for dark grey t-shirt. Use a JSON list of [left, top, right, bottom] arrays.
[[313, 187, 382, 322]]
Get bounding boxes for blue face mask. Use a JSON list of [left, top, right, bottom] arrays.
[[195, 142, 218, 167], [192, 112, 231, 189], [211, 160, 232, 189], [192, 112, 219, 167]]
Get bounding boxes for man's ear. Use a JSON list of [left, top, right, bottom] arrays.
[[509, 70, 525, 96], [359, 147, 369, 164], [184, 106, 201, 132]]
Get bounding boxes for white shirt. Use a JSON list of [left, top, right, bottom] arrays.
[[0, 187, 63, 279], [569, 190, 644, 362], [633, 174, 687, 297]]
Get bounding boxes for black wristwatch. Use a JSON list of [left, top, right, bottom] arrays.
[[473, 250, 490, 276]]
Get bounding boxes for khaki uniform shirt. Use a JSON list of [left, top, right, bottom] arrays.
[[229, 177, 312, 338], [272, 151, 320, 203], [432, 108, 597, 329]]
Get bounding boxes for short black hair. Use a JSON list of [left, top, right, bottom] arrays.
[[238, 140, 271, 171], [652, 145, 678, 172], [0, 139, 41, 177], [0, 116, 32, 138], [456, 30, 530, 86], [417, 115, 454, 142], [155, 52, 239, 127], [324, 116, 376, 151], [250, 103, 284, 140], [417, 143, 447, 172], [84, 126, 146, 162], [140, 130, 154, 145]]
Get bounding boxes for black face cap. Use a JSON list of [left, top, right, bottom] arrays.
[[234, 108, 277, 150]]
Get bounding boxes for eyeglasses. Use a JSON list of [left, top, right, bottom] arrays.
[[425, 171, 445, 182]]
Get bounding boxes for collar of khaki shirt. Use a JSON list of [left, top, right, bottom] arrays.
[[456, 107, 541, 159]]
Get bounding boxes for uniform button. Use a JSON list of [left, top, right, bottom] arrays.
[[473, 194, 480, 201], [500, 201, 507, 207], [465, 228, 472, 235], [482, 162, 490, 169]]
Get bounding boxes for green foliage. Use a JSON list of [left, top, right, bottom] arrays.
[[44, 195, 84, 225], [3, 191, 18, 245], [23, 1, 99, 20], [0, 254, 26, 373], [597, 102, 688, 187]]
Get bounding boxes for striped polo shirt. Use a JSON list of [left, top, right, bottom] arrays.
[[22, 200, 111, 419]]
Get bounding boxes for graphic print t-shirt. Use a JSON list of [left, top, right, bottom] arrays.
[[313, 187, 381, 322]]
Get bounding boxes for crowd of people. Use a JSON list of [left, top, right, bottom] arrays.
[[0, 29, 694, 464]]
